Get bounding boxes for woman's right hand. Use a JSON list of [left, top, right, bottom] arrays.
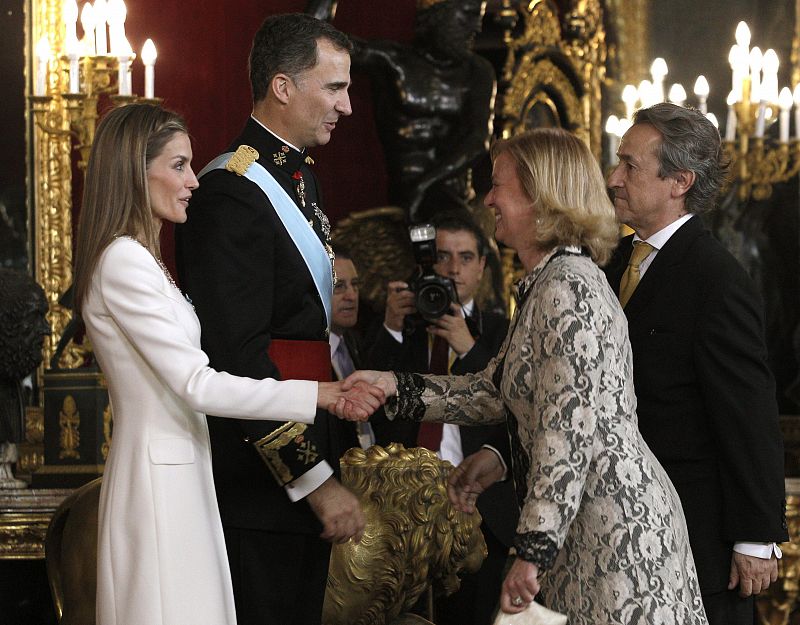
[[342, 370, 398, 398]]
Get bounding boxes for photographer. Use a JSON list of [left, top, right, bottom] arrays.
[[367, 211, 517, 625]]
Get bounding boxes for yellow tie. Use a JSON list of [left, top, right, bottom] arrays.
[[619, 241, 654, 308]]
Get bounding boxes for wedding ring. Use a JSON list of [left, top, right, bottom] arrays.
[[511, 596, 524, 607]]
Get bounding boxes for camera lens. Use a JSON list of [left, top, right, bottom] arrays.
[[417, 283, 450, 319]]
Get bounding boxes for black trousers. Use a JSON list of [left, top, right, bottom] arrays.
[[223, 526, 331, 625], [702, 589, 755, 625]]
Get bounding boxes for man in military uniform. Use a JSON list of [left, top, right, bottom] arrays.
[[176, 14, 361, 625]]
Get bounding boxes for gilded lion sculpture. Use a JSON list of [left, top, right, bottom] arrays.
[[323, 444, 488, 625]]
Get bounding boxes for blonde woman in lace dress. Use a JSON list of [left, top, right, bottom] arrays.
[[347, 128, 708, 625], [73, 104, 378, 625]]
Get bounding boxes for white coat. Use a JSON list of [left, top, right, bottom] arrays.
[[83, 237, 318, 625]]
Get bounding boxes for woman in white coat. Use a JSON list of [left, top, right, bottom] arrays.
[[73, 104, 379, 625]]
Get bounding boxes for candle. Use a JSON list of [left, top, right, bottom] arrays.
[[729, 45, 749, 102], [107, 0, 127, 55], [605, 116, 620, 166], [638, 79, 655, 108], [793, 84, 800, 139], [735, 21, 751, 57], [668, 83, 687, 107], [706, 113, 719, 129], [80, 3, 96, 56], [749, 47, 762, 103], [93, 0, 108, 55], [694, 76, 710, 114], [142, 39, 157, 99], [725, 91, 737, 141], [778, 87, 793, 143], [650, 57, 668, 103], [762, 49, 779, 103], [621, 84, 638, 120], [66, 36, 80, 93], [755, 101, 767, 138], [34, 36, 50, 96], [63, 0, 79, 52], [117, 55, 131, 96]]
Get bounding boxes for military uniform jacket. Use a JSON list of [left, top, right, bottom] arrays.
[[176, 118, 340, 534], [604, 216, 788, 594]]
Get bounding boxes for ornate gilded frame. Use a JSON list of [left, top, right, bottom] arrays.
[[26, 0, 88, 374]]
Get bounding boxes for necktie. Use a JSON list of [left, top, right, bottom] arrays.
[[334, 339, 375, 449], [618, 241, 654, 308], [333, 340, 355, 379], [416, 335, 449, 450]]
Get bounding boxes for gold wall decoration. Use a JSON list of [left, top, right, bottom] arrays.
[[28, 0, 89, 371], [603, 0, 650, 90], [500, 0, 607, 158], [58, 394, 80, 460]]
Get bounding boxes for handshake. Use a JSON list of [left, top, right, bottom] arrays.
[[317, 371, 399, 421]]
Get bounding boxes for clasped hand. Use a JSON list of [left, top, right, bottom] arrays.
[[319, 379, 385, 421]]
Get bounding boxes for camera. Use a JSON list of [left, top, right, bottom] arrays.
[[406, 224, 459, 323]]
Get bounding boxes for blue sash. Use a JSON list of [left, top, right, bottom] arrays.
[[198, 153, 333, 329]]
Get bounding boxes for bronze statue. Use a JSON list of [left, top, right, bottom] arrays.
[[310, 0, 496, 222], [0, 268, 49, 488], [322, 444, 487, 625]]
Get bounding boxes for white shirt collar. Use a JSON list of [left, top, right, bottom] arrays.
[[461, 299, 474, 318], [634, 213, 694, 249], [250, 115, 302, 153]]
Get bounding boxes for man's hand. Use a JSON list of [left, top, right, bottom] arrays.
[[342, 370, 398, 398], [428, 303, 475, 356], [384, 281, 416, 332], [305, 477, 365, 544], [448, 448, 504, 513], [500, 558, 539, 614], [728, 551, 779, 597], [319, 380, 385, 421]]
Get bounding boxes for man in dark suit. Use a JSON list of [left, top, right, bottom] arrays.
[[329, 247, 375, 451], [175, 14, 364, 625], [368, 211, 516, 625], [605, 102, 787, 625]]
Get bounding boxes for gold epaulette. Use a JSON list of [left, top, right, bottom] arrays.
[[226, 145, 259, 176], [251, 421, 310, 485]]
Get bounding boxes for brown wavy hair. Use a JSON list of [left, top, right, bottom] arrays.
[[73, 103, 188, 314], [491, 128, 619, 265]]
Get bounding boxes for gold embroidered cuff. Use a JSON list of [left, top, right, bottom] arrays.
[[252, 422, 308, 485]]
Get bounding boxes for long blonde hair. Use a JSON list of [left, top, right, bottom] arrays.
[[73, 104, 188, 314], [491, 128, 619, 265]]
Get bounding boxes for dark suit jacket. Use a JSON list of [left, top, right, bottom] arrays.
[[604, 216, 788, 594], [368, 306, 518, 547], [175, 118, 340, 536]]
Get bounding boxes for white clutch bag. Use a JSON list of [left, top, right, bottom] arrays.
[[492, 602, 567, 625]]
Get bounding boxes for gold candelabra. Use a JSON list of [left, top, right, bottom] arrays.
[[28, 0, 158, 371], [723, 79, 800, 202]]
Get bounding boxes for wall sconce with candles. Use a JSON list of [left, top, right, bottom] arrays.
[[605, 21, 800, 203], [27, 0, 159, 374], [31, 0, 159, 170]]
